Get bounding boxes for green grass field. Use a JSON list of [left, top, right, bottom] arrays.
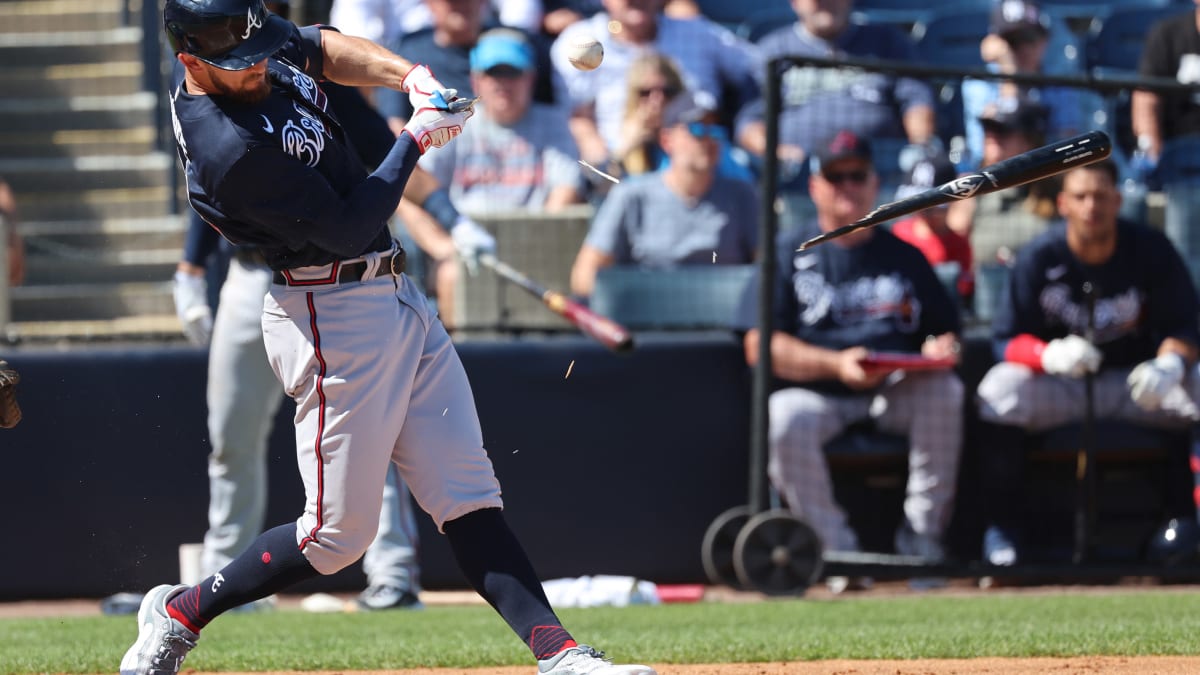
[[5, 590, 1200, 674]]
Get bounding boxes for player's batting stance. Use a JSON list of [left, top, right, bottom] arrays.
[[119, 2, 655, 674]]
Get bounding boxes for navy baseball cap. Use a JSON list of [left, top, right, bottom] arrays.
[[661, 89, 718, 127], [165, 0, 292, 71], [990, 0, 1049, 39], [979, 95, 1049, 138], [810, 130, 873, 174], [895, 151, 957, 200], [470, 29, 535, 73]]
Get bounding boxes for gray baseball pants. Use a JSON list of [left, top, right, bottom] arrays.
[[768, 370, 964, 552]]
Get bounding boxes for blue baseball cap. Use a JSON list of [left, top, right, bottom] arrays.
[[470, 29, 535, 73]]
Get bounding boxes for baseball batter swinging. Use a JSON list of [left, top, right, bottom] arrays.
[[119, 1, 655, 674]]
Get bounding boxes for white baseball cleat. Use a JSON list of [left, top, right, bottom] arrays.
[[537, 645, 657, 674], [119, 584, 199, 675]]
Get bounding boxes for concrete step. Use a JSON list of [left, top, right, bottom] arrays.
[[21, 215, 185, 248], [0, 0, 126, 34], [15, 185, 174, 222], [0, 61, 143, 98], [10, 281, 174, 322], [0, 27, 141, 66], [22, 255, 177, 285], [0, 154, 174, 195], [0, 93, 158, 133], [5, 314, 184, 344], [0, 127, 159, 159]]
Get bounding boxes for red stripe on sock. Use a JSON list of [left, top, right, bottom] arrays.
[[165, 587, 206, 633], [530, 625, 576, 659]]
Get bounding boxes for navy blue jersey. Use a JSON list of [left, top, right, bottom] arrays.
[[992, 220, 1200, 366], [169, 24, 420, 270], [734, 223, 961, 393], [180, 80, 398, 268]]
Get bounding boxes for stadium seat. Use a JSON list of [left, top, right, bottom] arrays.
[[851, 0, 992, 33], [693, 0, 791, 30], [912, 10, 991, 68], [1084, 5, 1181, 72], [1042, 0, 1173, 30], [734, 6, 796, 43], [589, 264, 756, 330]]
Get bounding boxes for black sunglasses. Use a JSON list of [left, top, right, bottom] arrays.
[[637, 85, 680, 99], [822, 169, 870, 185]]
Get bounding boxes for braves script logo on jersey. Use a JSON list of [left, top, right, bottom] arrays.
[[282, 103, 327, 166], [242, 5, 262, 39], [275, 65, 330, 166], [792, 265, 921, 331], [1040, 283, 1143, 343], [211, 572, 225, 592]]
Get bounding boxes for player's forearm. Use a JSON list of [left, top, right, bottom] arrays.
[[1131, 90, 1162, 158], [1159, 337, 1198, 365], [568, 111, 609, 166], [743, 329, 840, 382], [396, 198, 456, 261], [320, 29, 414, 91], [903, 105, 935, 145]]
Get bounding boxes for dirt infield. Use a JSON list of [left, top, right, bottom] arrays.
[[200, 658, 1200, 674]]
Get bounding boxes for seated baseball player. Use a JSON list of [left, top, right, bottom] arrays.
[[732, 130, 965, 587], [975, 158, 1200, 567], [569, 89, 758, 297]]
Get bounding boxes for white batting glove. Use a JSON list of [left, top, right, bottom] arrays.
[[450, 216, 496, 276], [403, 92, 475, 153], [1127, 352, 1186, 411], [1041, 334, 1102, 378], [401, 64, 447, 108], [173, 270, 212, 346]]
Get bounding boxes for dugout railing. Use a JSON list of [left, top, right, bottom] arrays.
[[717, 54, 1200, 594]]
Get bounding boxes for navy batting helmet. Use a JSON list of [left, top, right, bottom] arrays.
[[164, 0, 291, 71]]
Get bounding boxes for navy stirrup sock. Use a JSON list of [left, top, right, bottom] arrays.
[[167, 524, 320, 632], [443, 508, 577, 659]]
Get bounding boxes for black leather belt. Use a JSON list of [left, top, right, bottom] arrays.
[[272, 249, 406, 286]]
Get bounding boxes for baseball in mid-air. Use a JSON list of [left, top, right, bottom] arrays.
[[565, 34, 604, 71]]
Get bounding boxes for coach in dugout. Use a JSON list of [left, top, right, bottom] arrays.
[[975, 158, 1200, 567], [732, 130, 963, 590]]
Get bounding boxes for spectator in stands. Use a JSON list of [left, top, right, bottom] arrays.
[[373, 0, 557, 136], [975, 159, 1200, 567], [960, 0, 1083, 171], [0, 175, 24, 288], [400, 28, 583, 322], [890, 150, 974, 303], [735, 0, 936, 176], [611, 54, 753, 184], [569, 90, 759, 296], [732, 130, 964, 587], [1132, 0, 1200, 167], [948, 95, 1056, 269], [541, 0, 602, 37], [550, 0, 761, 177]]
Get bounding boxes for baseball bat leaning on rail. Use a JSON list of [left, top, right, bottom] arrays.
[[477, 253, 634, 353], [798, 130, 1113, 250]]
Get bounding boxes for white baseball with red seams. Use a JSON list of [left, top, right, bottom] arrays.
[[565, 34, 604, 71]]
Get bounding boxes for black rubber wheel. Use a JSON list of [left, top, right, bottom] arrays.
[[732, 509, 823, 596], [700, 505, 753, 588]]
